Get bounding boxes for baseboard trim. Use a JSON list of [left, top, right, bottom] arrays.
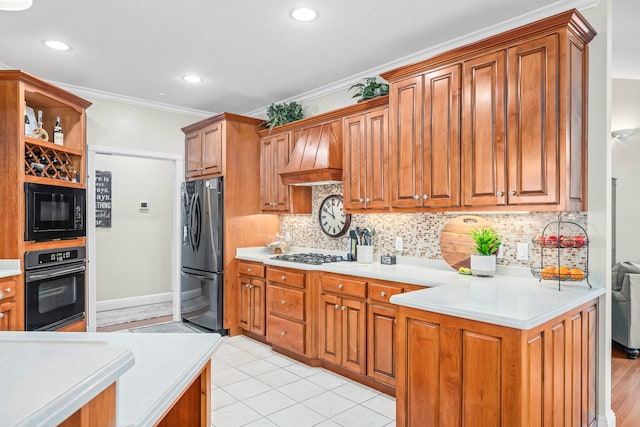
[[597, 409, 616, 427], [96, 292, 173, 312]]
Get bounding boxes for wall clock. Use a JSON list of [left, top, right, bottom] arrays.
[[318, 195, 351, 238]]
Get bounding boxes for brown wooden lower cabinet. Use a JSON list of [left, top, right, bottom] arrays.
[[395, 299, 598, 427], [367, 304, 397, 386]]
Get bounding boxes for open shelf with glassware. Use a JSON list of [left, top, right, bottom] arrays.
[[530, 213, 591, 289]]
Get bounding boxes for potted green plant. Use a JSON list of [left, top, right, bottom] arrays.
[[469, 227, 502, 277], [348, 77, 389, 102], [265, 101, 303, 130]]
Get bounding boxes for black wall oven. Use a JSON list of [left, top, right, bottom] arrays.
[[25, 183, 85, 242], [24, 246, 86, 331]]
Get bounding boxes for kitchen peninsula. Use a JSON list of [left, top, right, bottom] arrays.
[[0, 332, 221, 426]]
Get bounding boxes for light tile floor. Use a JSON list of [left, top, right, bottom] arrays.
[[211, 335, 396, 427]]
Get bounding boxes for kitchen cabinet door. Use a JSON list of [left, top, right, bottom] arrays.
[[506, 34, 559, 206], [367, 304, 397, 386], [389, 75, 423, 208], [462, 50, 507, 207], [260, 133, 290, 211], [319, 293, 341, 365], [0, 300, 17, 331], [238, 276, 265, 336], [340, 297, 367, 375], [201, 121, 224, 176], [185, 130, 202, 178], [343, 107, 389, 211]]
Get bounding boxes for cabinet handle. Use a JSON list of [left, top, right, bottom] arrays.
[[496, 191, 504, 197], [335, 304, 340, 310], [281, 300, 286, 305], [423, 194, 428, 200], [413, 194, 419, 200], [509, 190, 516, 196], [338, 283, 344, 289], [281, 275, 286, 281], [381, 291, 386, 297], [280, 331, 286, 336], [341, 306, 346, 311]]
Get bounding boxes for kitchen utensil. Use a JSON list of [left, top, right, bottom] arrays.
[[439, 215, 492, 270]]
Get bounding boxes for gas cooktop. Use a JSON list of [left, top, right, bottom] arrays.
[[270, 253, 345, 265]]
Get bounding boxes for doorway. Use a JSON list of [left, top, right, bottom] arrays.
[[86, 145, 183, 331]]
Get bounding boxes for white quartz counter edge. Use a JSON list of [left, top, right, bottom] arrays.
[[0, 333, 134, 427], [390, 284, 604, 330], [0, 259, 21, 278]]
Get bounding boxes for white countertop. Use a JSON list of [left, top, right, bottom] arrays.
[[0, 331, 222, 427], [0, 259, 21, 278], [237, 246, 604, 330]]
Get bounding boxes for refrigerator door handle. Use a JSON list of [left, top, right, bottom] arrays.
[[181, 270, 214, 281]]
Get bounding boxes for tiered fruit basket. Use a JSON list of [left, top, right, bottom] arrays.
[[531, 214, 591, 290]]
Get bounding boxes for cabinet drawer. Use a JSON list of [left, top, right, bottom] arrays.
[[267, 284, 304, 322], [267, 268, 306, 288], [0, 279, 16, 301], [322, 275, 367, 299], [238, 261, 265, 278], [267, 314, 305, 354], [369, 283, 403, 304]]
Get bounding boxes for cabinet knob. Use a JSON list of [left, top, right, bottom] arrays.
[[248, 285, 253, 289], [247, 268, 252, 272], [335, 304, 340, 310], [359, 198, 364, 203], [4, 288, 9, 293], [413, 194, 419, 200], [423, 194, 428, 200], [338, 283, 344, 289], [496, 191, 504, 197], [280, 331, 286, 336], [365, 198, 370, 203], [381, 291, 386, 297], [341, 306, 346, 311], [509, 190, 516, 196], [281, 275, 286, 281], [0, 312, 4, 318], [281, 300, 286, 305]]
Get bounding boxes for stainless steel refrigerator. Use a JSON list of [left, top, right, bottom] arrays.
[[180, 177, 225, 333]]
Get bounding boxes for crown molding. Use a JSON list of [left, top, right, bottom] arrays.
[[243, 0, 598, 118]]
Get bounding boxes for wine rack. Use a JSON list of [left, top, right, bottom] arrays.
[[530, 213, 591, 290], [24, 139, 81, 182]]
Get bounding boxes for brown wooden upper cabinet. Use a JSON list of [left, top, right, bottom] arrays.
[[343, 98, 390, 212], [182, 113, 263, 180], [382, 9, 596, 212], [260, 131, 312, 213]]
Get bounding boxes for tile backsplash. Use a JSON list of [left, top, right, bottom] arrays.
[[280, 184, 588, 269]]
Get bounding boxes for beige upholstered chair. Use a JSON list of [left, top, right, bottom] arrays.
[[612, 262, 640, 358]]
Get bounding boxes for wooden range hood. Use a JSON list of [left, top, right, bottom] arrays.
[[279, 121, 343, 185]]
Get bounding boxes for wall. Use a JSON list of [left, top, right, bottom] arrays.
[[611, 78, 640, 263], [94, 154, 173, 301], [86, 97, 202, 303]]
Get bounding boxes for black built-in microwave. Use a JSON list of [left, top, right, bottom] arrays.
[[24, 183, 86, 241]]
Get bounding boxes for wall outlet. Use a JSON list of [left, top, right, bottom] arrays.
[[497, 244, 504, 259], [516, 242, 529, 261], [395, 237, 403, 251]]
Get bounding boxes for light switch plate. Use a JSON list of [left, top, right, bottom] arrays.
[[395, 237, 403, 251], [516, 242, 529, 260]]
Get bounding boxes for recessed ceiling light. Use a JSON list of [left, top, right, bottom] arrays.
[[44, 40, 70, 51], [183, 75, 203, 84], [291, 7, 317, 22], [0, 0, 32, 11]]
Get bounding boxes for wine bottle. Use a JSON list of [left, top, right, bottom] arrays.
[[53, 116, 64, 145], [24, 103, 31, 136]]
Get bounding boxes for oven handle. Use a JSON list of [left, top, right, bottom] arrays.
[[27, 264, 86, 281]]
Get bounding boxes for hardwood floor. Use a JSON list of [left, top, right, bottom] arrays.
[[612, 343, 640, 426], [96, 314, 173, 332]]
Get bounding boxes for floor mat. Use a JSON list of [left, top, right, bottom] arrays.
[[129, 321, 201, 333]]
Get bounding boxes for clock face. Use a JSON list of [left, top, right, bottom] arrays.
[[318, 195, 351, 237]]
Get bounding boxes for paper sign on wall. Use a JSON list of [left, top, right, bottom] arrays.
[[96, 170, 112, 228]]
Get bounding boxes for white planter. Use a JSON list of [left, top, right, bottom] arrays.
[[470, 254, 497, 277]]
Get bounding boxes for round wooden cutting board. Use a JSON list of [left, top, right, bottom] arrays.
[[440, 215, 493, 270]]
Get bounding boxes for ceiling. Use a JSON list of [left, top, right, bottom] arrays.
[[0, 0, 634, 116]]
